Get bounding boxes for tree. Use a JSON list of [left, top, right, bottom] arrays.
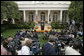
[[68, 1, 83, 23], [1, 1, 8, 19], [1, 1, 22, 24]]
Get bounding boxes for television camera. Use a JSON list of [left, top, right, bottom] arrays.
[[7, 38, 22, 55]]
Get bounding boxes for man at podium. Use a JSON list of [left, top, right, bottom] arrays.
[[41, 21, 45, 30]]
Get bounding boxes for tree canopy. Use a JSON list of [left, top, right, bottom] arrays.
[[1, 1, 21, 19], [68, 1, 83, 23]]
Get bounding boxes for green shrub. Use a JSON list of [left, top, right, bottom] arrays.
[[22, 22, 34, 29], [1, 27, 6, 32], [51, 22, 56, 29], [1, 22, 35, 32], [51, 22, 65, 29], [1, 24, 10, 33], [28, 21, 35, 29]]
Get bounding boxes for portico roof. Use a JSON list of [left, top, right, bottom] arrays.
[[15, 1, 71, 10]]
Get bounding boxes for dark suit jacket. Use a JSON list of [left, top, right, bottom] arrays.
[[42, 43, 57, 55], [41, 22, 45, 27]]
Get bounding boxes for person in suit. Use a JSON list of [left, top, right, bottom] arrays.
[[41, 21, 45, 30], [42, 37, 57, 55], [1, 35, 6, 44], [33, 30, 38, 39]]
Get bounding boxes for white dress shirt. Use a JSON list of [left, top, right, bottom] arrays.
[[65, 46, 81, 55], [18, 45, 31, 55]]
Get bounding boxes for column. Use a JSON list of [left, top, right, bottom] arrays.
[[35, 10, 38, 23], [60, 10, 62, 23], [23, 10, 26, 22], [12, 18, 15, 24], [66, 12, 69, 23], [1, 19, 3, 24], [48, 10, 50, 23]]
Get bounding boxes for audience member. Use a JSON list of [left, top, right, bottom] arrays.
[[42, 37, 57, 55], [18, 39, 33, 55], [1, 39, 12, 55], [65, 42, 81, 55]]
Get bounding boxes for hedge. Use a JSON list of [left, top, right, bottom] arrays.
[[1, 22, 35, 33], [51, 22, 81, 29], [51, 22, 67, 29]]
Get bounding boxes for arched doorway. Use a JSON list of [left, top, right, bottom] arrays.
[[29, 12, 34, 22], [41, 12, 45, 21], [53, 12, 58, 22]]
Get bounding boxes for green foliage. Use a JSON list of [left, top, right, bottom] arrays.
[[38, 33, 48, 47], [51, 22, 65, 29], [1, 22, 35, 33], [51, 21, 56, 29], [1, 24, 10, 32], [28, 21, 35, 28], [68, 1, 83, 23], [1, 1, 21, 20]]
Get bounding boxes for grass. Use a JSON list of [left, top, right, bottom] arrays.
[[1, 29, 33, 38], [1, 29, 20, 38]]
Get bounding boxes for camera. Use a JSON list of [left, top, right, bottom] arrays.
[[7, 38, 22, 54], [30, 38, 40, 55], [55, 39, 66, 55], [1, 35, 6, 43]]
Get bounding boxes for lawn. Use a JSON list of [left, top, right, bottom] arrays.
[[1, 29, 33, 38], [1, 29, 20, 38]]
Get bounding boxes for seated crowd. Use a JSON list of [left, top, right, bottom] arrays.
[[1, 28, 83, 55]]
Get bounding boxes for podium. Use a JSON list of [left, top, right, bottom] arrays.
[[33, 21, 51, 32], [41, 21, 45, 30]]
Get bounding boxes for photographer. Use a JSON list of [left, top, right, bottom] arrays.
[[1, 35, 6, 44], [7, 36, 13, 42], [18, 39, 33, 55], [15, 33, 20, 39], [1, 39, 12, 55], [43, 32, 48, 40], [55, 39, 64, 55], [42, 37, 57, 55], [33, 31, 38, 39], [6, 37, 22, 55], [77, 30, 83, 37], [65, 41, 81, 55], [79, 39, 83, 55], [26, 31, 32, 39], [30, 38, 40, 55]]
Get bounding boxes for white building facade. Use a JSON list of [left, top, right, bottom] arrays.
[[15, 1, 71, 24]]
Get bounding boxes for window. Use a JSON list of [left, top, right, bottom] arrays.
[[29, 12, 34, 22], [62, 11, 67, 23], [53, 12, 58, 22]]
